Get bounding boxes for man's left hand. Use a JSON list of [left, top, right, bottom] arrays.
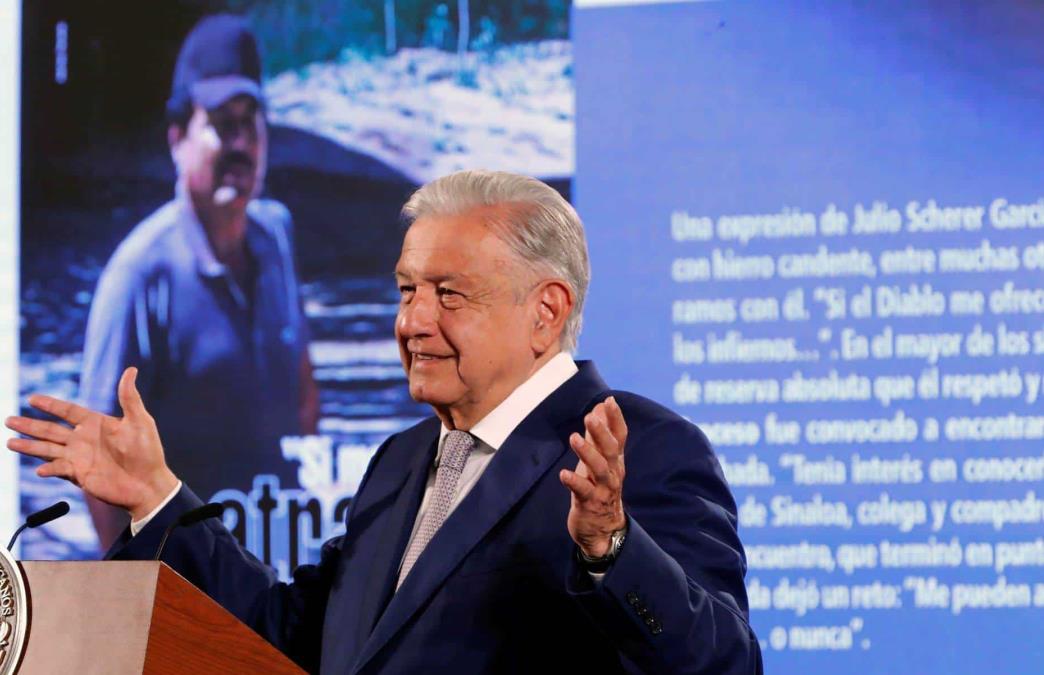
[[560, 396, 628, 559]]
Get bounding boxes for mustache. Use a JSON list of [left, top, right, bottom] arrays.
[[216, 151, 255, 174]]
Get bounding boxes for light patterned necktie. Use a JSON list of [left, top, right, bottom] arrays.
[[397, 430, 476, 588]]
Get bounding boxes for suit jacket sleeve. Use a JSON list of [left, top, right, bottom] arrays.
[[565, 407, 763, 674], [109, 431, 399, 671], [105, 483, 337, 672]]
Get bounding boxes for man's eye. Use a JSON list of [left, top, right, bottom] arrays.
[[437, 288, 463, 306], [399, 285, 415, 297], [210, 115, 255, 139]]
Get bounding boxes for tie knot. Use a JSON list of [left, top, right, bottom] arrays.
[[440, 430, 475, 473]]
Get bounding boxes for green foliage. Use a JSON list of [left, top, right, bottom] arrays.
[[223, 0, 383, 74], [219, 0, 571, 76]]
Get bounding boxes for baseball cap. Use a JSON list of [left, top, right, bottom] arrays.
[[169, 14, 263, 112]]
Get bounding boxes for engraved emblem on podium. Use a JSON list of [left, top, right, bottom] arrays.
[[0, 547, 28, 675]]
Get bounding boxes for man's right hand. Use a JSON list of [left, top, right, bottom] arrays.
[[5, 367, 178, 522]]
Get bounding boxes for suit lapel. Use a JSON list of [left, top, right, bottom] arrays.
[[322, 429, 438, 674], [355, 438, 437, 641], [350, 362, 610, 673]]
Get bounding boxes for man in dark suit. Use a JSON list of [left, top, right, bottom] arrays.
[[7, 171, 762, 673]]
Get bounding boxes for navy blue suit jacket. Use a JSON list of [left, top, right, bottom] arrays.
[[109, 362, 762, 674]]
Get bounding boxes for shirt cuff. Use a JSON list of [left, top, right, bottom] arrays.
[[129, 481, 183, 537]]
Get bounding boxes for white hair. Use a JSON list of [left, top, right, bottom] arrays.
[[402, 170, 590, 352]]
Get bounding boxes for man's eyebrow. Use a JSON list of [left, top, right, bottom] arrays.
[[210, 99, 259, 119], [394, 269, 468, 284]]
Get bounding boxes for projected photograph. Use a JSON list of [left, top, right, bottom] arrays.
[[19, 0, 573, 569], [15, 0, 1044, 671]]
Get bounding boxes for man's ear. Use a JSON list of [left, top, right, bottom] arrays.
[[167, 124, 184, 165], [531, 279, 574, 354]]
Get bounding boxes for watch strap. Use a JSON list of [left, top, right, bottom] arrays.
[[576, 524, 628, 573]]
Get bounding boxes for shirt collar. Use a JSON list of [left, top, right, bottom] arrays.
[[437, 352, 578, 459], [175, 189, 224, 278], [175, 188, 265, 279]]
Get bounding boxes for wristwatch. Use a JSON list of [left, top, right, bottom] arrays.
[[577, 523, 628, 574]]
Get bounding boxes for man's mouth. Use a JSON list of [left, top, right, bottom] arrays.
[[217, 154, 255, 181], [220, 162, 254, 181], [220, 151, 255, 171], [411, 352, 451, 362]]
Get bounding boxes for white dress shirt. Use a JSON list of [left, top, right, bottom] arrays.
[[397, 352, 579, 573], [131, 479, 184, 536]]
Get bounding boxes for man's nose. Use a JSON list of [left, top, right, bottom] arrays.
[[398, 289, 439, 337], [227, 125, 253, 150], [218, 118, 258, 149]]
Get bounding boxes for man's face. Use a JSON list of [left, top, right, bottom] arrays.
[[171, 94, 265, 209], [395, 211, 542, 428]]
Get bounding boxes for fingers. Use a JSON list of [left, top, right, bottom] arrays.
[[26, 394, 92, 426], [7, 437, 66, 461], [603, 396, 628, 450], [569, 432, 610, 482], [564, 399, 629, 496], [37, 458, 75, 481], [580, 398, 626, 461], [585, 409, 621, 462], [117, 367, 147, 420], [563, 398, 630, 501], [559, 468, 596, 500], [5, 416, 72, 445]]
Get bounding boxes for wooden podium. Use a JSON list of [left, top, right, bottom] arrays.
[[16, 561, 305, 674]]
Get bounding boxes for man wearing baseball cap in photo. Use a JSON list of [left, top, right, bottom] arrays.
[[79, 14, 319, 548]]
